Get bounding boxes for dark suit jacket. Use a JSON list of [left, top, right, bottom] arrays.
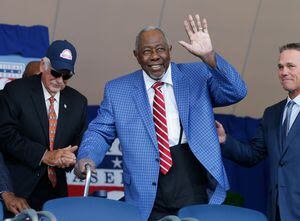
[[0, 90, 13, 193], [0, 74, 87, 200], [222, 99, 300, 221]]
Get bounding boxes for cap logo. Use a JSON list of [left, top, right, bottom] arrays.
[[60, 49, 73, 60]]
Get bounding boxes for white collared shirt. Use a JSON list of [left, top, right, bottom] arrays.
[[41, 81, 60, 116], [282, 94, 300, 130], [143, 64, 187, 146]]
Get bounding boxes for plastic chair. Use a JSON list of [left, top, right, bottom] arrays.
[[3, 209, 56, 221], [43, 196, 142, 221], [158, 215, 199, 221], [178, 204, 267, 221]]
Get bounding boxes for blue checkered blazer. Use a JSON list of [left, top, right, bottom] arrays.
[[78, 54, 247, 220]]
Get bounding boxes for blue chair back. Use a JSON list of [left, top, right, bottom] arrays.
[[43, 196, 142, 221], [178, 204, 267, 221]]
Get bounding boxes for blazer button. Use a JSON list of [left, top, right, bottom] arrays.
[[152, 182, 157, 186], [37, 173, 40, 177], [279, 162, 284, 167], [155, 158, 159, 162]]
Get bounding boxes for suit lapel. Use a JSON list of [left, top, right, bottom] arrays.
[[131, 71, 157, 148], [55, 90, 68, 149], [281, 110, 300, 157], [171, 63, 190, 138], [275, 100, 286, 154], [30, 76, 49, 141]]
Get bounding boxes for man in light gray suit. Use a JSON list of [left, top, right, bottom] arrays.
[[216, 43, 300, 221]]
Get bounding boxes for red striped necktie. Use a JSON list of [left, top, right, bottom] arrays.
[[48, 96, 57, 187], [152, 82, 173, 174]]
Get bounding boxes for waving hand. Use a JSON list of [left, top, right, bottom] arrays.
[[179, 14, 215, 66]]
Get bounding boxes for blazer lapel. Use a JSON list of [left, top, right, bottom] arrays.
[[131, 71, 157, 148], [275, 100, 286, 154], [171, 63, 190, 138], [281, 110, 300, 158], [30, 76, 49, 141]]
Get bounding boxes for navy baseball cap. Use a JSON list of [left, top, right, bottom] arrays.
[[46, 40, 77, 74]]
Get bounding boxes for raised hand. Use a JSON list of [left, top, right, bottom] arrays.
[[179, 14, 214, 60]]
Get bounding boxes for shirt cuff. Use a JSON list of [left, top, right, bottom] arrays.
[[40, 150, 48, 165]]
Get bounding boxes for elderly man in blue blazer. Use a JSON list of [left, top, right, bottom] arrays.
[[217, 43, 300, 221], [75, 14, 247, 221]]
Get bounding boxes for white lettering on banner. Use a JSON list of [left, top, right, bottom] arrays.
[[68, 139, 123, 187], [0, 61, 24, 78], [68, 169, 123, 186], [67, 131, 125, 199], [0, 61, 24, 90]]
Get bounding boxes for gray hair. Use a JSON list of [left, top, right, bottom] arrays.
[[42, 57, 51, 71], [135, 26, 170, 51], [279, 43, 300, 53]]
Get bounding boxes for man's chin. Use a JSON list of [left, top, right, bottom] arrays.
[[282, 85, 294, 92], [147, 72, 165, 80], [49, 86, 64, 93]]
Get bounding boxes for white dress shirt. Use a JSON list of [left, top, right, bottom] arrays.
[[39, 82, 60, 164], [282, 94, 300, 130], [41, 81, 60, 116], [143, 64, 187, 146]]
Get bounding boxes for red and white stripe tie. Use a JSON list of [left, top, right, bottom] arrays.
[[152, 82, 172, 174]]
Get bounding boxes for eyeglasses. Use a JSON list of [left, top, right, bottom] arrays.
[[50, 69, 73, 80]]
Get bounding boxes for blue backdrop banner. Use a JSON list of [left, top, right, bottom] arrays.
[[0, 24, 49, 89], [0, 24, 49, 58]]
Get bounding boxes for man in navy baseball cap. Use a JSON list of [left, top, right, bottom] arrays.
[[0, 38, 87, 218], [39, 40, 78, 96]]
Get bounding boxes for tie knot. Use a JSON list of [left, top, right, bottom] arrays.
[[152, 82, 164, 90], [49, 97, 55, 104], [287, 100, 295, 109]]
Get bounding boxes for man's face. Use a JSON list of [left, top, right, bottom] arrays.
[[134, 29, 171, 80], [278, 49, 300, 98], [40, 61, 68, 96]]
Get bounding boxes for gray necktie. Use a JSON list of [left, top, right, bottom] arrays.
[[283, 100, 295, 136]]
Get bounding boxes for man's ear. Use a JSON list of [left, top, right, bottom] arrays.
[[169, 45, 172, 52], [40, 59, 45, 72]]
